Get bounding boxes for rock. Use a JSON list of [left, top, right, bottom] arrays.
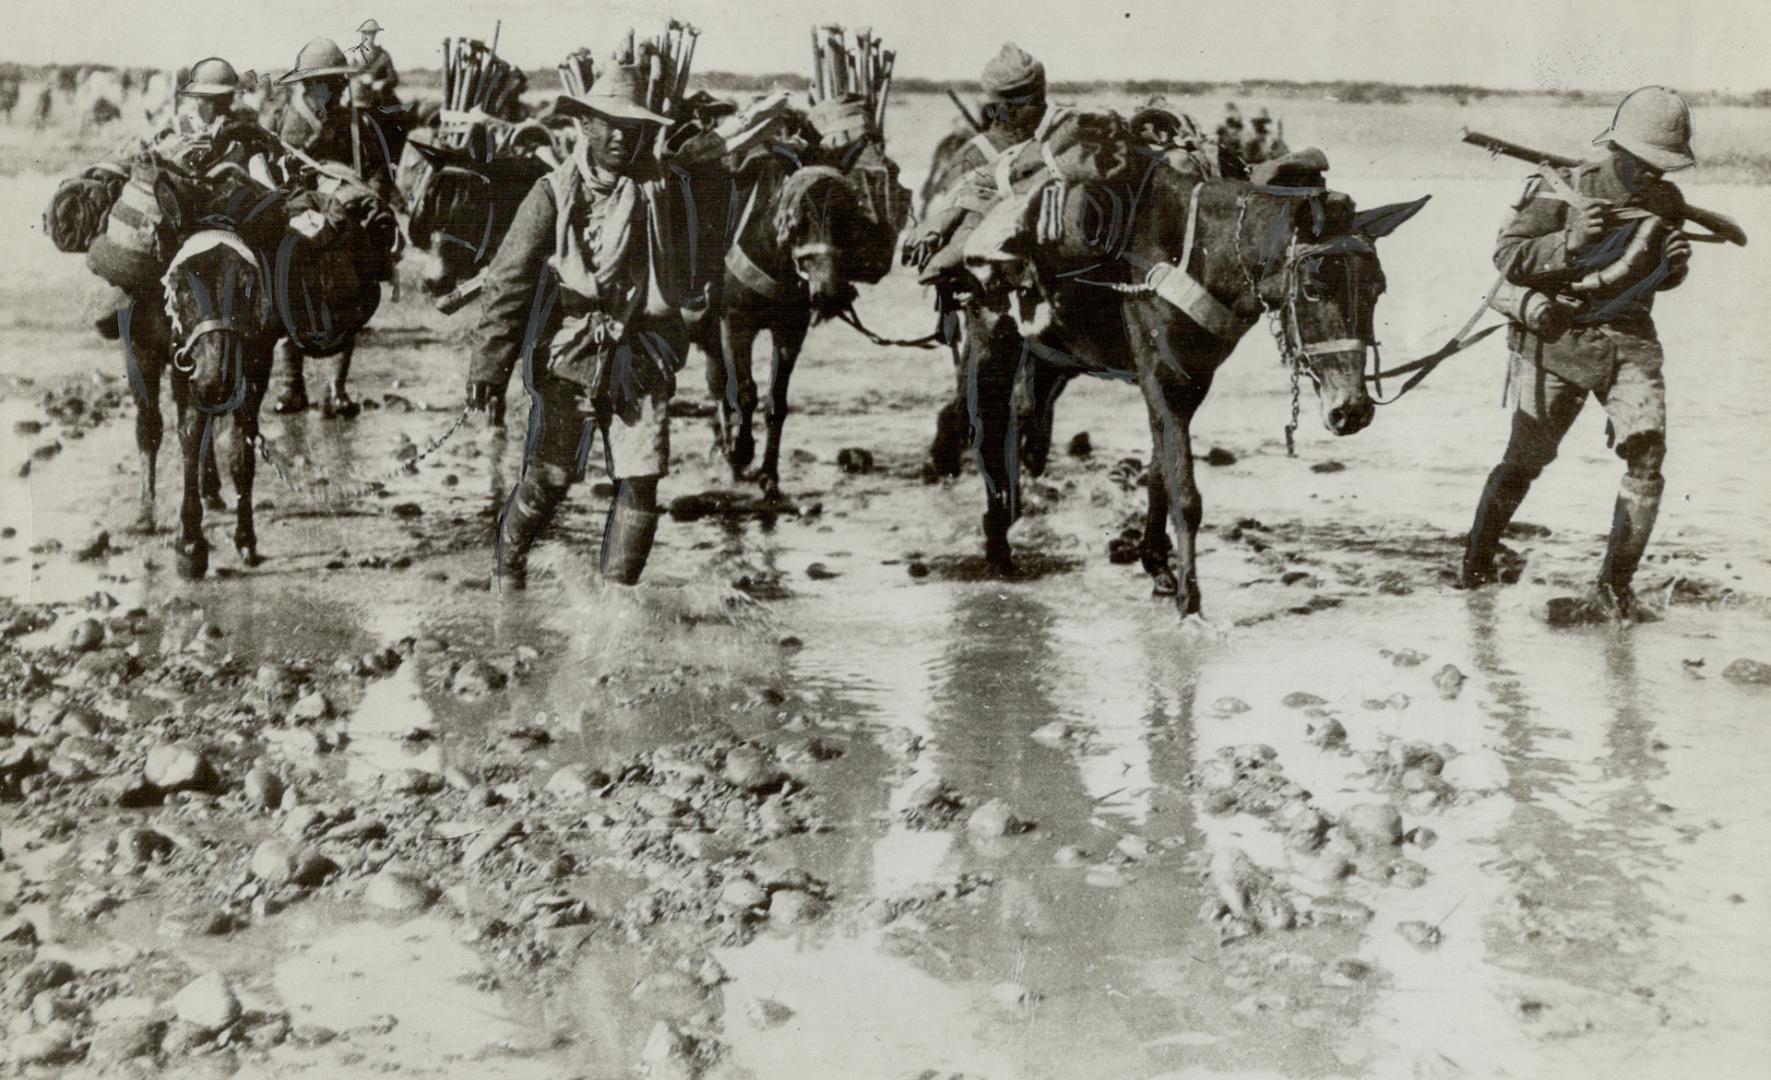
[[719, 878, 768, 911], [250, 841, 300, 886], [1339, 804, 1403, 851], [1052, 845, 1088, 867], [907, 561, 930, 579], [1397, 920, 1442, 949], [243, 767, 285, 810], [5, 961, 74, 1009], [1067, 432, 1093, 457], [292, 853, 339, 888], [1723, 659, 1771, 686], [1210, 848, 1295, 931], [544, 764, 607, 801], [365, 867, 437, 913], [641, 1020, 696, 1071], [1115, 835, 1151, 862], [144, 743, 214, 792], [173, 972, 240, 1033], [67, 618, 105, 652], [290, 690, 331, 722], [1213, 697, 1251, 715], [1282, 691, 1326, 708], [74, 529, 113, 561], [766, 889, 825, 925], [1388, 858, 1429, 888], [449, 659, 504, 697], [1029, 720, 1076, 746], [966, 798, 1030, 840], [1306, 717, 1347, 751], [1432, 664, 1467, 700], [463, 819, 521, 867], [8, 1022, 75, 1065], [116, 826, 175, 864], [835, 447, 875, 474], [721, 747, 782, 792], [805, 562, 840, 580], [1310, 460, 1346, 474], [90, 1017, 163, 1066], [158, 906, 235, 939]]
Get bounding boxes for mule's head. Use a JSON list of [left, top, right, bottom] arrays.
[[404, 132, 550, 298], [155, 178, 275, 402], [1249, 187, 1429, 436], [773, 166, 869, 318]]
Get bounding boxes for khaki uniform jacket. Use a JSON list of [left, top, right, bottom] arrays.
[[1494, 153, 1688, 389]]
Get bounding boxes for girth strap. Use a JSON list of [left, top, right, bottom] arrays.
[[725, 241, 796, 299]]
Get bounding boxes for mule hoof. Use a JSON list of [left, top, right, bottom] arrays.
[[322, 393, 361, 420], [273, 388, 309, 415], [237, 545, 262, 567], [175, 541, 210, 580], [730, 432, 756, 470], [203, 494, 228, 512], [920, 459, 957, 485], [1151, 570, 1179, 598]]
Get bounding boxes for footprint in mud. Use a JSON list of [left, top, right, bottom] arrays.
[[919, 551, 1083, 583]]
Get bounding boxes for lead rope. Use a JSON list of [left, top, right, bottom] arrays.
[[251, 404, 473, 506], [835, 303, 947, 350]]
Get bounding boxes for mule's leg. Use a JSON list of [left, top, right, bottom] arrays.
[[174, 393, 210, 580], [717, 314, 760, 475], [232, 342, 273, 564], [925, 345, 969, 482], [272, 338, 308, 414], [1140, 368, 1211, 617], [323, 336, 360, 419], [122, 300, 166, 533], [200, 426, 225, 510], [1141, 407, 1177, 596], [968, 324, 1025, 571], [757, 312, 809, 499], [1017, 359, 1073, 479]]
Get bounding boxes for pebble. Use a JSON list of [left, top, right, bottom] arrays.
[[90, 1017, 162, 1066], [250, 841, 300, 886], [719, 878, 768, 911], [1396, 920, 1443, 949], [144, 743, 214, 792], [721, 747, 782, 792], [1204, 446, 1237, 466], [74, 529, 112, 561], [67, 618, 105, 652], [365, 867, 438, 913], [8, 1022, 75, 1065], [1723, 658, 1771, 685], [1052, 845, 1088, 867], [1029, 720, 1076, 746], [544, 764, 606, 801], [1067, 432, 1092, 457], [1282, 691, 1326, 708], [766, 889, 825, 925], [1213, 697, 1251, 715], [966, 798, 1029, 840], [835, 447, 875, 473], [172, 972, 240, 1033], [1432, 664, 1467, 700], [804, 562, 839, 580], [242, 767, 284, 810], [290, 690, 331, 722], [1339, 804, 1404, 851], [1306, 718, 1347, 751]]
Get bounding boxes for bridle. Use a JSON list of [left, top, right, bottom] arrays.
[[1233, 194, 1381, 454]]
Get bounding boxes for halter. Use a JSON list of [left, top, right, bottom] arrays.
[[161, 230, 267, 373], [1233, 194, 1380, 454]]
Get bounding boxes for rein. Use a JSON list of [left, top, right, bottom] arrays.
[[835, 304, 947, 350]]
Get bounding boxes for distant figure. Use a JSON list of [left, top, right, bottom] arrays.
[[1215, 100, 1243, 146], [349, 18, 399, 108], [1240, 106, 1289, 166], [33, 84, 53, 128], [274, 38, 358, 169], [0, 72, 19, 123]]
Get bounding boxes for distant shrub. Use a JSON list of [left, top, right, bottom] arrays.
[[1336, 81, 1408, 105], [1700, 148, 1771, 183]]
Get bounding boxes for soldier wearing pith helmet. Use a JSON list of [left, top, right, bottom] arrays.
[[1460, 86, 1696, 623], [468, 61, 690, 590], [350, 18, 398, 107]]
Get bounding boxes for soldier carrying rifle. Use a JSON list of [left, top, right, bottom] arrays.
[[1460, 86, 1699, 623]]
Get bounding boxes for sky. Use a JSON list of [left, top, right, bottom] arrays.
[[3, 0, 1767, 93]]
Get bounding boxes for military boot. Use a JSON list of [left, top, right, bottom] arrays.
[[599, 502, 660, 586], [1459, 464, 1533, 589], [495, 476, 567, 591], [1598, 474, 1664, 620]]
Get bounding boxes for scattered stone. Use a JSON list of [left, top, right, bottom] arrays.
[[144, 743, 214, 792], [766, 889, 825, 925], [1029, 720, 1077, 746], [966, 798, 1031, 840], [74, 528, 112, 561], [290, 690, 331, 722], [805, 562, 840, 580], [544, 764, 607, 801], [158, 906, 235, 939], [1310, 460, 1346, 474], [67, 618, 105, 652], [250, 841, 300, 886], [1339, 804, 1404, 852], [1306, 717, 1347, 751], [1432, 665, 1467, 700], [1210, 849, 1296, 934], [1397, 920, 1443, 949], [719, 878, 768, 912], [836, 447, 875, 474], [1067, 432, 1093, 457], [907, 561, 931, 579], [1203, 446, 1237, 466], [449, 659, 505, 697], [1722, 659, 1771, 686], [90, 1017, 163, 1066], [173, 972, 240, 1033], [1052, 845, 1088, 867], [721, 747, 783, 793], [1213, 697, 1251, 716], [8, 1022, 76, 1065], [1282, 691, 1326, 708], [365, 867, 437, 913], [901, 778, 968, 830]]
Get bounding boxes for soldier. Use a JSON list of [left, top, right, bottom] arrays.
[[1215, 101, 1243, 146], [274, 39, 357, 167], [349, 18, 398, 108], [903, 42, 1047, 273], [1459, 86, 1696, 622], [1241, 106, 1288, 166], [465, 64, 686, 590]]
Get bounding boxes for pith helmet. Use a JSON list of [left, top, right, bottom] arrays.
[[1594, 85, 1694, 172], [278, 38, 354, 84], [1254, 106, 1272, 122], [980, 42, 1044, 101], [554, 64, 672, 126], [179, 57, 239, 97], [358, 18, 383, 34]]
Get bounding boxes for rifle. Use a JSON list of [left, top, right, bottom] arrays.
[[1461, 128, 1746, 246], [946, 88, 983, 133]]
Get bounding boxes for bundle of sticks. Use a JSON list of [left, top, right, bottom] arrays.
[[808, 25, 895, 133], [558, 48, 596, 99], [609, 21, 699, 118], [438, 36, 524, 144]]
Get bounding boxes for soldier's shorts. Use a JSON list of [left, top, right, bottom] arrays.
[[1505, 333, 1665, 468], [528, 378, 670, 483]]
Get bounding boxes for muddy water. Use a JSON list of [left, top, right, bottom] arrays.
[[4, 132, 1771, 1078]]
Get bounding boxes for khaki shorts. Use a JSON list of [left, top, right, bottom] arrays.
[[531, 380, 670, 482], [1508, 335, 1665, 457]]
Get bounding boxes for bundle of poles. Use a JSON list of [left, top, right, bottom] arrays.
[[808, 25, 895, 134], [558, 48, 596, 99], [438, 35, 524, 145], [610, 21, 699, 118]]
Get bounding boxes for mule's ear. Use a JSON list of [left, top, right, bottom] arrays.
[[154, 175, 183, 227], [1354, 195, 1431, 240]]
